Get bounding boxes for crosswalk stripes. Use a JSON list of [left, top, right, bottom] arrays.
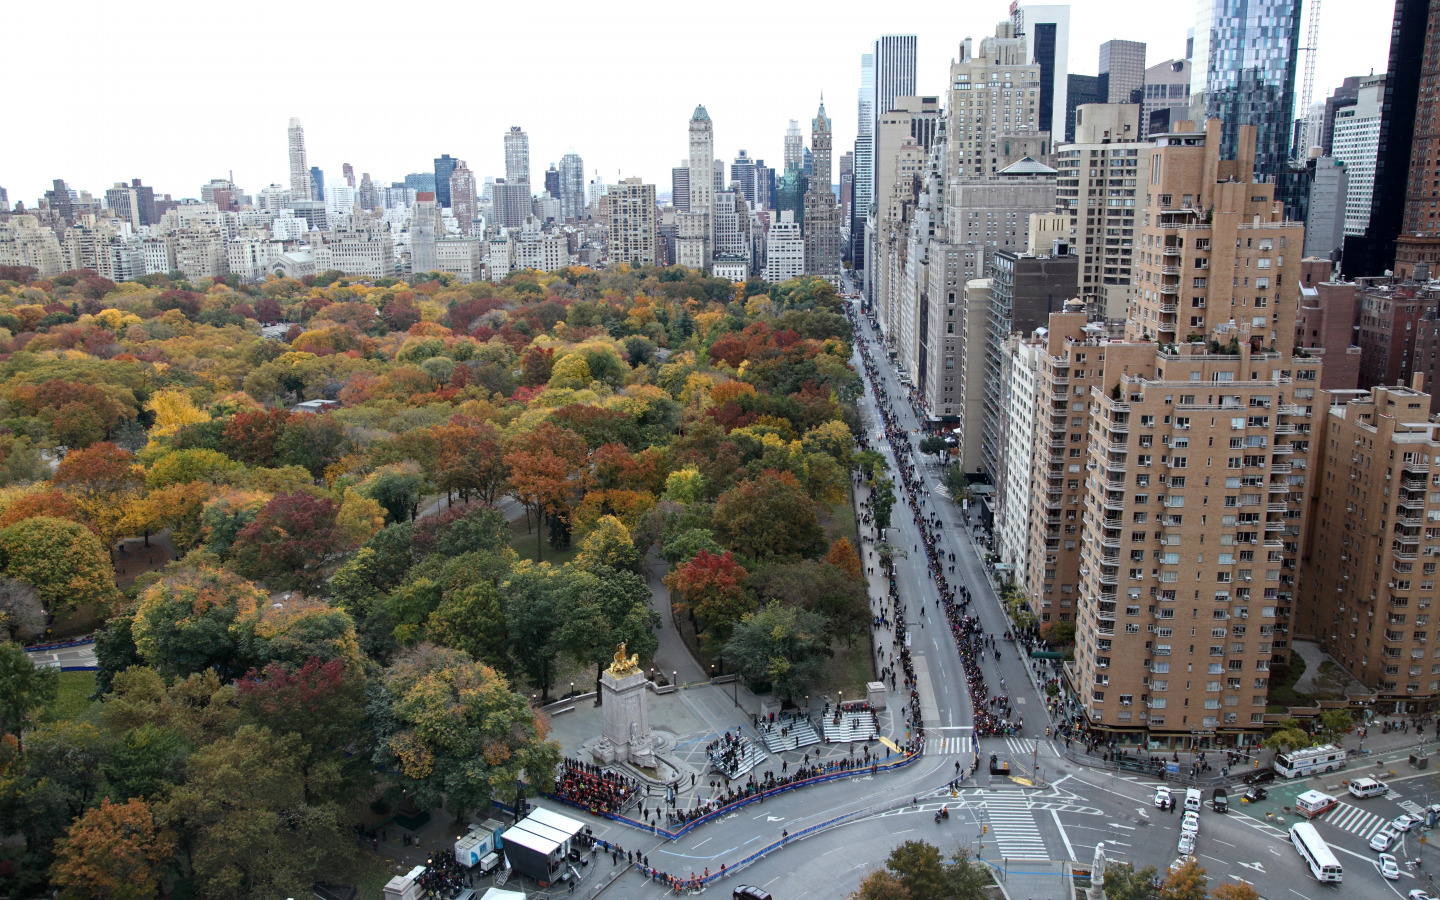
[[983, 792, 1049, 858], [1400, 799, 1425, 816], [926, 736, 973, 755], [1320, 801, 1386, 840], [1005, 737, 1036, 756]]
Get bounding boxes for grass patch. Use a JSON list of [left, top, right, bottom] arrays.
[[819, 636, 876, 698], [820, 492, 860, 548], [348, 849, 404, 900], [47, 603, 108, 640], [41, 671, 98, 723], [508, 510, 580, 568], [1267, 654, 1316, 709]]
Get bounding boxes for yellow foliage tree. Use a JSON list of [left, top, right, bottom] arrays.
[[145, 390, 210, 442], [336, 490, 386, 547]]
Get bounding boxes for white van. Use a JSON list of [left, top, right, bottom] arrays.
[[1347, 777, 1388, 799], [1296, 790, 1340, 819], [1184, 788, 1203, 812]]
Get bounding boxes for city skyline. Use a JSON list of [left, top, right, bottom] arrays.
[[6, 0, 1386, 206]]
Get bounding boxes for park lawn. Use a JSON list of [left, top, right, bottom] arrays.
[[508, 510, 580, 567], [820, 636, 876, 700], [350, 850, 404, 900], [41, 671, 98, 723]]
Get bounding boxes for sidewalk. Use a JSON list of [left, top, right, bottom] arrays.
[[992, 859, 1068, 900]]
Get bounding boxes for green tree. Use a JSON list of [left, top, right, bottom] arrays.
[[712, 469, 826, 560], [371, 645, 561, 818], [1101, 861, 1161, 900], [660, 526, 724, 565], [1315, 709, 1354, 745], [0, 516, 122, 618], [500, 561, 569, 701], [1262, 717, 1311, 753], [356, 462, 426, 523], [884, 840, 950, 900], [0, 640, 58, 751], [848, 870, 911, 900], [560, 565, 659, 701], [918, 435, 948, 463], [870, 476, 896, 531], [722, 600, 831, 701], [102, 723, 190, 804], [130, 568, 265, 681], [425, 582, 510, 672]]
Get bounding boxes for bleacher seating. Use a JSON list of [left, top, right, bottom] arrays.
[[707, 733, 767, 779], [822, 703, 880, 744], [757, 716, 821, 754]]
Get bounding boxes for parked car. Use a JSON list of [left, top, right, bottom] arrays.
[[1182, 811, 1201, 835], [1170, 855, 1197, 874], [1407, 890, 1435, 900], [1212, 788, 1229, 813], [1370, 828, 1400, 852], [1243, 768, 1277, 785], [1392, 814, 1425, 832], [1243, 786, 1268, 803], [1155, 786, 1173, 809], [1380, 853, 1401, 880], [1178, 832, 1196, 855], [734, 887, 774, 900]]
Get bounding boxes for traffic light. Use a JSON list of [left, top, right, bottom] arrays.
[[982, 825, 988, 834]]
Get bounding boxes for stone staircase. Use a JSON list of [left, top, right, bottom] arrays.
[[757, 718, 822, 754], [710, 736, 767, 779], [822, 710, 880, 744]]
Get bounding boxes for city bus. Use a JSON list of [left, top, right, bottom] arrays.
[[1274, 744, 1346, 779], [1289, 821, 1344, 883]]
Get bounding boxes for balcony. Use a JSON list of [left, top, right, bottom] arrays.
[[1404, 460, 1431, 474], [1159, 303, 1178, 314], [1106, 442, 1130, 455], [1274, 423, 1297, 435], [1278, 403, 1302, 416], [1270, 463, 1292, 474], [1161, 265, 1181, 276], [1162, 246, 1181, 258], [1397, 516, 1423, 528], [1268, 503, 1288, 513], [1272, 444, 1294, 455], [1158, 283, 1179, 296], [1268, 481, 1288, 493], [1265, 520, 1285, 532], [1403, 477, 1428, 491]]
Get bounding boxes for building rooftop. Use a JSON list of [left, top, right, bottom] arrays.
[[998, 157, 1058, 176]]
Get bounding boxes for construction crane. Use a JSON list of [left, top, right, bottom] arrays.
[[1298, 0, 1324, 156]]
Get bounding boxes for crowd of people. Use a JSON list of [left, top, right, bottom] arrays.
[[706, 729, 758, 779], [553, 758, 637, 815], [415, 850, 471, 897]]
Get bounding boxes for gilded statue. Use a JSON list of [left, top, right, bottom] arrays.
[[607, 641, 641, 677]]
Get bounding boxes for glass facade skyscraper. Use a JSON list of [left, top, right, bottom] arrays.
[[1196, 0, 1302, 211], [433, 154, 458, 208]]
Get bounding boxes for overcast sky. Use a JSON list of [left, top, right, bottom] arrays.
[[7, 0, 1389, 206]]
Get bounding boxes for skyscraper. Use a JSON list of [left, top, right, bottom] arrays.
[[731, 150, 757, 205], [505, 127, 531, 187], [854, 52, 876, 270], [1332, 75, 1384, 237], [1098, 40, 1147, 104], [559, 153, 586, 222], [607, 178, 658, 267], [1192, 0, 1303, 213], [1395, 0, 1440, 277], [310, 166, 325, 203], [1016, 6, 1070, 140], [678, 105, 715, 270], [287, 117, 311, 202], [803, 99, 842, 284], [450, 161, 477, 235], [544, 164, 560, 201], [872, 35, 918, 132], [784, 120, 804, 172], [342, 163, 355, 188], [1342, 0, 1430, 277], [433, 154, 458, 208], [671, 163, 690, 212]]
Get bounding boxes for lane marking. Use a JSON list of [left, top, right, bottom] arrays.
[[1052, 808, 1076, 860]]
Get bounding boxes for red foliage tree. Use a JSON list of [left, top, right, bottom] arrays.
[[663, 549, 752, 647], [230, 491, 347, 589], [222, 407, 292, 467]]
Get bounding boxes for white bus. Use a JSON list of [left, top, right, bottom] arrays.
[[1274, 743, 1346, 779], [1289, 822, 1343, 883]]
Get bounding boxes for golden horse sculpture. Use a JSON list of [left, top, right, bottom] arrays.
[[607, 642, 641, 677]]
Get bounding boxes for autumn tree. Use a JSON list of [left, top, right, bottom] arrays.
[[824, 536, 863, 582], [0, 516, 122, 617], [1209, 883, 1260, 900], [131, 568, 266, 680], [432, 418, 508, 504], [848, 870, 911, 900], [665, 549, 753, 650], [49, 797, 174, 900], [230, 491, 349, 590], [711, 469, 826, 561], [504, 422, 588, 562], [52, 442, 144, 552], [372, 645, 561, 817], [574, 514, 642, 575], [1159, 858, 1208, 900], [1099, 862, 1160, 900]]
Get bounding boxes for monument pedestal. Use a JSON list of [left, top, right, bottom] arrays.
[[596, 668, 656, 769]]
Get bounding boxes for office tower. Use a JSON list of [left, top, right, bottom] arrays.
[[493, 178, 530, 230], [1142, 59, 1193, 137], [870, 96, 942, 332], [0, 187, 7, 211], [1065, 75, 1102, 143], [342, 163, 355, 188], [1030, 120, 1317, 745], [287, 118, 311, 202], [307, 166, 323, 203], [404, 173, 437, 193], [753, 160, 775, 211], [1344, 0, 1431, 277], [559, 153, 585, 222], [671, 163, 690, 212], [803, 99, 842, 284], [677, 105, 715, 271], [1098, 40, 1147, 104], [1192, 0, 1303, 215], [713, 159, 726, 194], [607, 178, 657, 267], [784, 120, 804, 173], [433, 154, 458, 208], [854, 52, 876, 274], [1321, 78, 1364, 155], [731, 151, 757, 204], [1015, 7, 1069, 139], [1332, 75, 1384, 237], [1056, 103, 1145, 320], [1303, 157, 1348, 258], [774, 167, 809, 236], [411, 192, 441, 274], [505, 127, 530, 187], [1302, 382, 1440, 704], [873, 35, 919, 145], [765, 211, 804, 282], [945, 23, 1047, 180], [839, 151, 854, 227], [104, 179, 156, 228], [544, 164, 560, 201], [450, 162, 477, 235]]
